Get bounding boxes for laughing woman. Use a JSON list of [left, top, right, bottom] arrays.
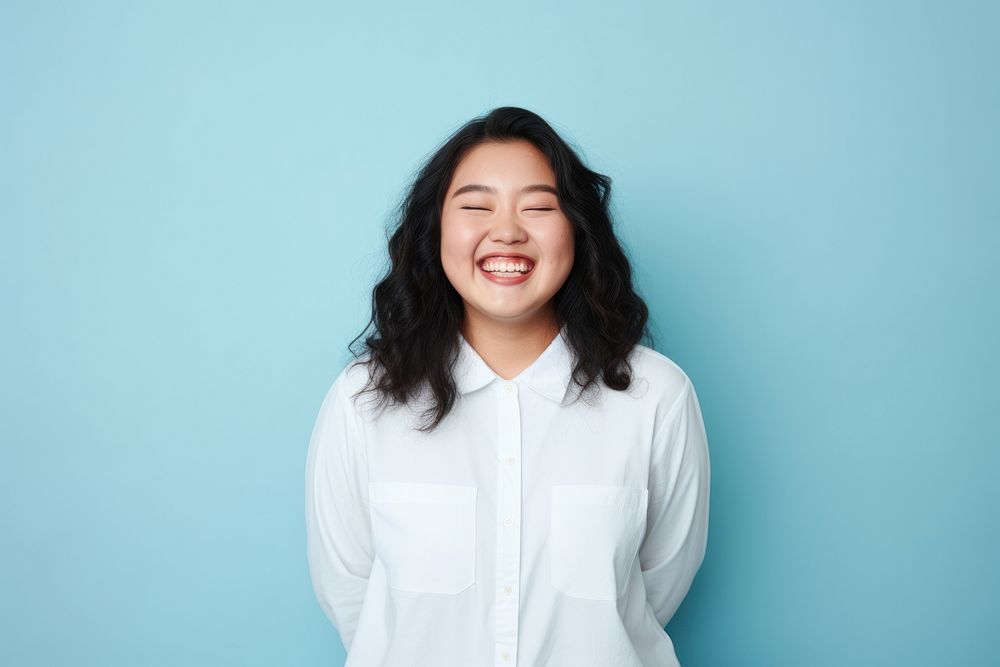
[[305, 106, 711, 667]]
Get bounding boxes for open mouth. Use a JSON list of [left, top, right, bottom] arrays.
[[478, 257, 535, 276]]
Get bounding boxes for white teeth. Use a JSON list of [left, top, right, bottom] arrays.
[[481, 259, 532, 273]]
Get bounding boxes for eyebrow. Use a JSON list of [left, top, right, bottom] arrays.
[[451, 183, 559, 198]]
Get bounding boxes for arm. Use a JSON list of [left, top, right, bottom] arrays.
[[639, 377, 711, 627], [304, 371, 375, 652]]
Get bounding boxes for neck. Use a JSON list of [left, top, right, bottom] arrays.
[[460, 311, 560, 381]]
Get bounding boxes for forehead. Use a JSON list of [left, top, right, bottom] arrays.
[[449, 140, 556, 189]]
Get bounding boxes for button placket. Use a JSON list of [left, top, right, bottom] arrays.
[[495, 381, 521, 666]]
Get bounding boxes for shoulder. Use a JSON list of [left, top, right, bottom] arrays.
[[311, 354, 374, 417], [335, 355, 373, 395], [627, 343, 694, 415]]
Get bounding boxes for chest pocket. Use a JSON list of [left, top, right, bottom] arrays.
[[368, 481, 478, 595], [550, 484, 649, 600]]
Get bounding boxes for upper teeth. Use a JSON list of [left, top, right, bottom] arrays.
[[482, 259, 531, 272]]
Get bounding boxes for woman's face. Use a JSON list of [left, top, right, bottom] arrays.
[[440, 139, 574, 329]]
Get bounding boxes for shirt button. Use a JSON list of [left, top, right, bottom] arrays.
[[504, 456, 516, 466], [503, 383, 513, 394], [503, 517, 514, 527], [503, 585, 513, 595], [500, 652, 511, 662]]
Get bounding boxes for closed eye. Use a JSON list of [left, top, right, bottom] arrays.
[[461, 207, 555, 211]]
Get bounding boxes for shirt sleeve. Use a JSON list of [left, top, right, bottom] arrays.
[[304, 370, 375, 652], [638, 376, 711, 628]]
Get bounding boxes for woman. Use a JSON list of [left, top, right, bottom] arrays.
[[305, 106, 711, 666]]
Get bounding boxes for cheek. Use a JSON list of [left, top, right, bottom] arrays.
[[539, 226, 575, 270], [439, 225, 478, 272]]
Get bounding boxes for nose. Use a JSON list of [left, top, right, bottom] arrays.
[[489, 205, 528, 242]]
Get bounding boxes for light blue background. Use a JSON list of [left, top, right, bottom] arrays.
[[2, 1, 997, 665]]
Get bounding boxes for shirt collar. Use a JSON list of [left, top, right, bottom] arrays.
[[454, 324, 575, 404]]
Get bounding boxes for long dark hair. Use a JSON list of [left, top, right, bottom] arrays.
[[347, 106, 651, 432]]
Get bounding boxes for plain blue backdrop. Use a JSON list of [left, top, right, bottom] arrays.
[[2, 1, 997, 665]]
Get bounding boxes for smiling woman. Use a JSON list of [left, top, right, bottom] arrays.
[[442, 140, 574, 303], [305, 106, 711, 667], [338, 107, 659, 425]]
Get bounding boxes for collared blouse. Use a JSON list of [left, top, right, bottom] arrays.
[[305, 325, 711, 666]]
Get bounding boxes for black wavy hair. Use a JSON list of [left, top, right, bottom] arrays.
[[347, 106, 652, 432]]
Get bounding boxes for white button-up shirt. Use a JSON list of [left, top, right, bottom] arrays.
[[305, 326, 711, 666]]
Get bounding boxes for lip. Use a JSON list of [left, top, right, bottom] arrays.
[[477, 252, 535, 266], [478, 253, 535, 285]]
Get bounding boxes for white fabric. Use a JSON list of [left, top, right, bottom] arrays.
[[305, 325, 711, 666]]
